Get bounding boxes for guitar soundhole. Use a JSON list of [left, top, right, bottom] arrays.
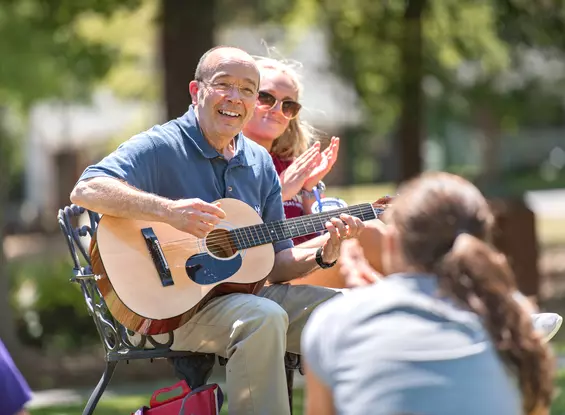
[[206, 229, 237, 259]]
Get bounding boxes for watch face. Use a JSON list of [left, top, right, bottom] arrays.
[[311, 197, 348, 213]]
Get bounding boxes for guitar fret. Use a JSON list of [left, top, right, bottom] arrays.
[[275, 221, 287, 240], [241, 227, 252, 249], [249, 224, 262, 245], [230, 203, 378, 250], [231, 229, 242, 250], [265, 223, 278, 244], [257, 224, 270, 245]]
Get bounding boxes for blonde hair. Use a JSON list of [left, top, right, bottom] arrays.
[[252, 55, 321, 159]]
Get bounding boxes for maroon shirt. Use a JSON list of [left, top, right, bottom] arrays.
[[271, 154, 317, 245]]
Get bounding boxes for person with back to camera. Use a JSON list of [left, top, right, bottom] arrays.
[[302, 171, 555, 415], [241, 53, 564, 341]]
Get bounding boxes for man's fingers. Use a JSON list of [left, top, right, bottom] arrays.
[[195, 200, 226, 219], [330, 217, 348, 239], [201, 212, 222, 226], [325, 221, 340, 245], [340, 214, 364, 238]]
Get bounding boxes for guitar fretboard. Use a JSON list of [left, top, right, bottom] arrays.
[[229, 203, 377, 250]]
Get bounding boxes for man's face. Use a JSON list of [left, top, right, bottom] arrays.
[[190, 54, 259, 144]]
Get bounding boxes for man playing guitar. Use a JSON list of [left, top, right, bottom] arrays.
[[70, 46, 365, 415]]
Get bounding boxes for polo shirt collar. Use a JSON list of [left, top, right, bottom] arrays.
[[179, 105, 253, 166]]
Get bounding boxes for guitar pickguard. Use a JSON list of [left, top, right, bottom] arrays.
[[185, 253, 243, 285]]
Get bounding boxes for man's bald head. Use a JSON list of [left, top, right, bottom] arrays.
[[195, 46, 259, 82], [189, 46, 260, 150]]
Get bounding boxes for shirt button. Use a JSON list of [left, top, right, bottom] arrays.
[[227, 186, 233, 192]]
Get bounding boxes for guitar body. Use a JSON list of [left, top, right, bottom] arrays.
[[90, 198, 275, 335]]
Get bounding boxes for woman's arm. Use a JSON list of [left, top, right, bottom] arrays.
[[305, 363, 336, 415], [302, 191, 324, 215]]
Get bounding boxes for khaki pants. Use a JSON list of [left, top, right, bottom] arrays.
[[163, 283, 340, 415]]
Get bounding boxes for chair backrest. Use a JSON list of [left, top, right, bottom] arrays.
[[57, 205, 176, 358]]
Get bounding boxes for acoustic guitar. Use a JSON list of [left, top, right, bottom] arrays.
[[90, 197, 390, 335]]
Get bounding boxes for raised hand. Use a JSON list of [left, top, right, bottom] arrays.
[[302, 136, 340, 192], [339, 239, 383, 287], [166, 198, 226, 238], [280, 142, 322, 201]]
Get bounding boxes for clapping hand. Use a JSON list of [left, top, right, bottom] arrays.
[[279, 142, 322, 201], [302, 137, 340, 192]]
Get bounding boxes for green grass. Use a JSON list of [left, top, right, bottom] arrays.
[[30, 395, 147, 415], [327, 183, 397, 205], [28, 373, 565, 415], [537, 217, 565, 248], [29, 389, 305, 415], [552, 370, 565, 414], [329, 183, 565, 248]]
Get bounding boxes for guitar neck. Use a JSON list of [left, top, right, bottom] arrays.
[[229, 203, 377, 250]]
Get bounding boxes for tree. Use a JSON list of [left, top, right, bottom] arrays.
[[160, 0, 216, 119], [245, 0, 565, 183], [0, 0, 142, 356]]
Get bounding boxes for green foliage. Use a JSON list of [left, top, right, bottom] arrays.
[[0, 0, 143, 109], [238, 0, 565, 132], [9, 257, 99, 351], [75, 0, 160, 102]]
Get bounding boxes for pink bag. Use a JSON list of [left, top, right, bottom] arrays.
[[131, 380, 224, 415]]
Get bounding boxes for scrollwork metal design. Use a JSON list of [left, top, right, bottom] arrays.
[[57, 205, 177, 358]]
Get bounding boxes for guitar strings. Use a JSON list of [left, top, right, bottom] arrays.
[[158, 205, 378, 253], [158, 205, 375, 247], [159, 205, 379, 249]]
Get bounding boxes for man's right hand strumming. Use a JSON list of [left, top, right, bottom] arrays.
[[166, 198, 226, 238], [71, 177, 225, 238]]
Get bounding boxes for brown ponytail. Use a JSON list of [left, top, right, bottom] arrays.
[[389, 172, 554, 415], [436, 233, 553, 414]]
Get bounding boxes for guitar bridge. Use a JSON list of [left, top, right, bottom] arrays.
[[141, 227, 174, 287]]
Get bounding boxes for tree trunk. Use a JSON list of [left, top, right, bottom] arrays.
[[490, 197, 541, 299], [0, 107, 20, 356], [160, 0, 216, 120], [396, 0, 427, 184]]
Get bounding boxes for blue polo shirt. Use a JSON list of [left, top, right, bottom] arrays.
[[78, 105, 293, 253]]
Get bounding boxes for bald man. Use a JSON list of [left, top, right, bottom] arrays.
[[70, 46, 363, 415]]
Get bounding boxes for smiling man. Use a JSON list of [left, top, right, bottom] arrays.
[[70, 46, 364, 415]]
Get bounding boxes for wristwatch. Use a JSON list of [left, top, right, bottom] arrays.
[[315, 246, 337, 269], [301, 181, 326, 198]]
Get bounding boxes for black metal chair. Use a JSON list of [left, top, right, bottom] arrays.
[[57, 204, 302, 415]]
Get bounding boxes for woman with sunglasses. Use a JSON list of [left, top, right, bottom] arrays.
[[243, 57, 387, 287], [243, 57, 339, 242]]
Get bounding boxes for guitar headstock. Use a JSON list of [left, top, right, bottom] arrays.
[[371, 195, 394, 219]]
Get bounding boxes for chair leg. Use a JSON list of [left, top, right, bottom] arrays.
[[82, 361, 118, 415], [286, 367, 295, 415]]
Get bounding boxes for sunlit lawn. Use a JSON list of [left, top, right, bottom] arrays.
[[28, 372, 565, 415], [537, 216, 565, 248], [29, 389, 305, 415], [330, 183, 565, 248]]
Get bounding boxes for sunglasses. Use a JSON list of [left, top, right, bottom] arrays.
[[257, 91, 302, 120]]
